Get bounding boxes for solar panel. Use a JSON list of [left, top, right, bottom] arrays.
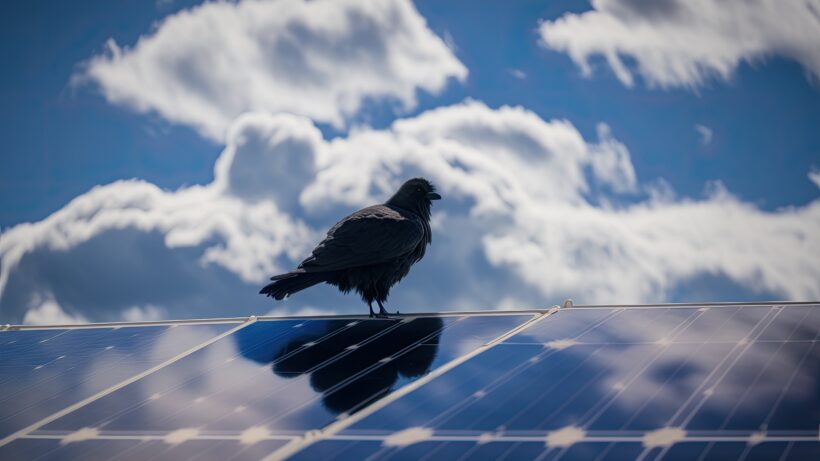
[[0, 313, 533, 459], [1, 304, 817, 460], [292, 304, 819, 461], [0, 321, 240, 441]]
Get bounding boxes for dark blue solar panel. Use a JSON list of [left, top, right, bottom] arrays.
[[330, 305, 819, 460], [0, 437, 290, 461], [5, 305, 816, 460], [286, 440, 817, 461], [0, 322, 237, 439], [17, 314, 530, 458]]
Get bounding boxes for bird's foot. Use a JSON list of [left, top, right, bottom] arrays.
[[374, 313, 391, 319]]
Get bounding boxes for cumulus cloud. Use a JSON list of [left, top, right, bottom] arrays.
[[539, 0, 820, 88], [121, 305, 165, 322], [79, 0, 467, 140], [694, 124, 713, 146], [810, 167, 820, 189], [22, 297, 88, 326], [2, 101, 818, 324], [0, 113, 321, 324]]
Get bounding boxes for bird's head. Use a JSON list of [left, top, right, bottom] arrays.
[[386, 177, 441, 218]]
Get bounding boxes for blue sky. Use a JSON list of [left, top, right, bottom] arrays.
[[1, 0, 819, 324]]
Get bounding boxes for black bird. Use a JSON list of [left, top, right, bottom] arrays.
[[260, 178, 441, 317]]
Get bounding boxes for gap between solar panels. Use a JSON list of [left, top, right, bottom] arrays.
[[0, 316, 260, 449], [261, 307, 561, 461]]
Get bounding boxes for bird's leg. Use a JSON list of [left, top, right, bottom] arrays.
[[368, 301, 375, 318], [377, 299, 394, 316]]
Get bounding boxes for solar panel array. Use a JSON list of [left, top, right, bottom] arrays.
[[1, 303, 817, 460]]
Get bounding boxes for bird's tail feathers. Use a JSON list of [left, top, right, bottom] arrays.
[[259, 271, 325, 300]]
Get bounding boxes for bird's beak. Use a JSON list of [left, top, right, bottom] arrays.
[[426, 192, 442, 200]]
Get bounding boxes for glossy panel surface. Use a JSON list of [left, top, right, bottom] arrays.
[[336, 305, 820, 460], [0, 437, 289, 461], [288, 439, 818, 461], [31, 315, 531, 444], [0, 322, 237, 438]]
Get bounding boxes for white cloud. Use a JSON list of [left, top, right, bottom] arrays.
[[0, 113, 321, 322], [79, 0, 467, 140], [305, 102, 819, 304], [695, 124, 713, 146], [23, 297, 88, 325], [121, 305, 165, 322], [539, 0, 820, 88], [2, 101, 819, 323], [264, 305, 338, 318], [810, 167, 820, 188]]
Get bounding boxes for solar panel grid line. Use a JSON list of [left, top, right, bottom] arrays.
[[407, 310, 626, 446], [778, 442, 794, 461], [533, 444, 556, 461], [237, 319, 420, 428], [257, 309, 551, 321], [9, 316, 516, 450], [693, 309, 820, 461], [12, 315, 532, 450], [426, 343, 602, 436], [640, 306, 775, 437], [7, 302, 809, 335], [349, 311, 558, 432], [315, 318, 476, 420], [644, 306, 808, 461], [2, 308, 549, 332], [570, 309, 708, 432], [669, 306, 785, 429], [29, 319, 350, 439], [256, 320, 364, 367], [0, 329, 178, 420], [473, 308, 709, 461], [71, 320, 330, 436], [280, 319, 405, 376], [317, 433, 819, 443], [261, 310, 552, 461], [4, 317, 251, 332], [716, 308, 814, 431], [21, 433, 297, 441], [599, 307, 744, 433], [567, 301, 816, 309], [302, 305, 819, 461], [4, 302, 815, 333], [258, 316, 510, 430], [502, 310, 700, 438], [238, 318, 454, 430], [318, 313, 555, 461], [756, 325, 820, 429], [326, 309, 628, 461], [633, 308, 781, 461], [0, 317, 258, 449]]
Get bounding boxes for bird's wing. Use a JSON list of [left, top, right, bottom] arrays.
[[297, 206, 423, 273]]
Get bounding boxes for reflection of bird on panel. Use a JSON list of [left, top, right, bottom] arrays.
[[235, 316, 444, 415]]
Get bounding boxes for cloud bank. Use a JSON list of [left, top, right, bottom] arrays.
[[79, 0, 467, 140], [539, 0, 820, 88], [2, 101, 818, 324]]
